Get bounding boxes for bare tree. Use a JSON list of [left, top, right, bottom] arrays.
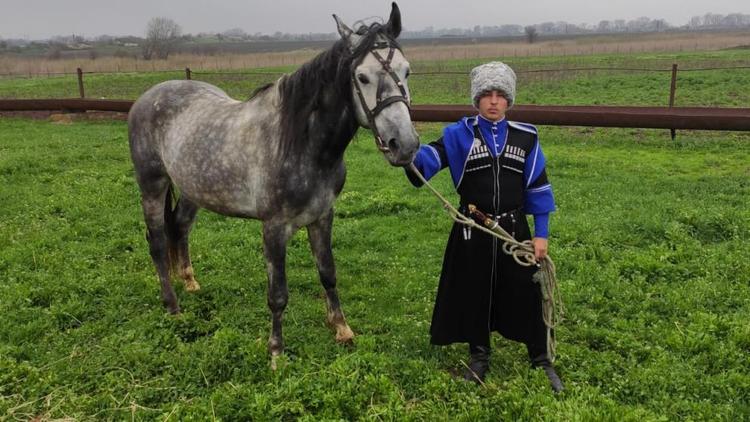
[[222, 27, 247, 40], [524, 26, 538, 44], [702, 13, 722, 27], [46, 46, 63, 60], [143, 17, 181, 60]]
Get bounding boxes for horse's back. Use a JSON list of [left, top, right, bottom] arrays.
[[129, 80, 233, 131], [128, 80, 243, 157], [134, 80, 231, 106]]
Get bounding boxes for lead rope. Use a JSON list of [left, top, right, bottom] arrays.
[[407, 163, 564, 362]]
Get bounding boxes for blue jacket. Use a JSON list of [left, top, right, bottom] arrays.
[[410, 116, 555, 237]]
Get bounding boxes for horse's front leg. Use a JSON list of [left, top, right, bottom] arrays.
[[262, 221, 293, 369], [307, 209, 355, 344]]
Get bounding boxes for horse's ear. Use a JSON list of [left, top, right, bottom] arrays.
[[385, 2, 402, 38], [333, 14, 363, 50], [333, 14, 353, 39]]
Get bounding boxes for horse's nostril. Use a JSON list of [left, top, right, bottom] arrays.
[[388, 138, 399, 152]]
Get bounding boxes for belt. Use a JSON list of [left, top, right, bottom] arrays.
[[459, 205, 521, 220], [459, 204, 521, 240], [485, 208, 521, 221]]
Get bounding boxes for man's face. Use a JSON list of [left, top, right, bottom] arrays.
[[477, 90, 509, 121]]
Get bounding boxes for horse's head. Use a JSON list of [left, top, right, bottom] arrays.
[[334, 3, 419, 167]]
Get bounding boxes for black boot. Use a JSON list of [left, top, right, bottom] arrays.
[[541, 362, 564, 394], [528, 343, 564, 393], [530, 354, 564, 393], [463, 344, 490, 384]]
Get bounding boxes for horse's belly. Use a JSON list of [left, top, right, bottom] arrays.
[[166, 153, 267, 218], [177, 179, 263, 218], [170, 166, 341, 224]]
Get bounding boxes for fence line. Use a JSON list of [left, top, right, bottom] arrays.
[[2, 63, 748, 137], [5, 62, 741, 100]]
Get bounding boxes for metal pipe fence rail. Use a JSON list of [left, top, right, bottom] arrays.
[[2, 98, 750, 132]]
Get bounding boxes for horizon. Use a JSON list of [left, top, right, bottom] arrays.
[[2, 13, 748, 43], [0, 0, 748, 40]]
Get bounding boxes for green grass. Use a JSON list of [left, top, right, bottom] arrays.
[[1, 115, 749, 420], [407, 49, 750, 107], [1, 49, 749, 419]]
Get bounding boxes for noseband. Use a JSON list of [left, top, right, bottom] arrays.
[[351, 41, 410, 153]]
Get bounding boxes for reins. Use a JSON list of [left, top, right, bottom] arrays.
[[408, 163, 564, 362]]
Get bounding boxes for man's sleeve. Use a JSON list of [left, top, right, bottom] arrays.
[[523, 138, 556, 238], [405, 137, 448, 187]]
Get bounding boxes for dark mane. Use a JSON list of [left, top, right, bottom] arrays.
[[248, 83, 273, 100], [277, 22, 400, 160]]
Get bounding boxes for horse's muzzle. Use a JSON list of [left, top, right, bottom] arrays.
[[384, 139, 418, 167]]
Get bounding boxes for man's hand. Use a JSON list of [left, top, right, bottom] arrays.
[[532, 237, 548, 260]]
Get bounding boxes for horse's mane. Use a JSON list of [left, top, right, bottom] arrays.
[[248, 83, 273, 100], [277, 22, 401, 158]]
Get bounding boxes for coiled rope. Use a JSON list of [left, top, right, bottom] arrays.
[[408, 163, 564, 361]]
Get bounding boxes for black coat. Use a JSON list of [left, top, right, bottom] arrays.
[[430, 214, 547, 349], [423, 122, 549, 349]]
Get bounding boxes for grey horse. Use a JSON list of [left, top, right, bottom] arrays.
[[128, 3, 418, 363]]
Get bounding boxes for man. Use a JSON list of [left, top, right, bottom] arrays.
[[407, 61, 563, 393]]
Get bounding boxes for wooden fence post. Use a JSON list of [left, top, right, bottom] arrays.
[[77, 67, 85, 98], [669, 63, 678, 140]]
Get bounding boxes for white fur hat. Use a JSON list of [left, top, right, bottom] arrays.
[[470, 61, 516, 108]]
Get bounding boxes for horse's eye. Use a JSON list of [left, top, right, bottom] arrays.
[[357, 74, 370, 84]]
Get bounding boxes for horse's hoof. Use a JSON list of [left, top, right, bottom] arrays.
[[268, 335, 284, 370], [168, 306, 181, 315], [335, 325, 355, 344], [184, 279, 201, 292], [181, 267, 201, 292], [270, 351, 287, 371]]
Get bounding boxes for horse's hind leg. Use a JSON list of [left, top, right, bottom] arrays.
[[262, 221, 294, 369], [167, 196, 201, 292], [139, 178, 180, 314], [307, 209, 355, 344]]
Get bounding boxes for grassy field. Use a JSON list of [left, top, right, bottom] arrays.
[[1, 49, 750, 109], [1, 51, 750, 420]]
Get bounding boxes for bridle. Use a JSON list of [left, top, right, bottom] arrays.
[[351, 40, 410, 153]]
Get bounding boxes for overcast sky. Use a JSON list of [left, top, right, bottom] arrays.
[[1, 0, 747, 39]]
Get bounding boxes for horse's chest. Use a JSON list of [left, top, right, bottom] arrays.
[[280, 171, 342, 225]]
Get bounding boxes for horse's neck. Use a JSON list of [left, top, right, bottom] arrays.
[[310, 97, 358, 165], [280, 59, 358, 168]]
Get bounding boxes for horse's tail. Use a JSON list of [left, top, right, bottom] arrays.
[[164, 183, 179, 277]]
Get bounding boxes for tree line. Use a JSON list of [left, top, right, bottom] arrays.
[[1, 12, 748, 60], [405, 12, 750, 38]]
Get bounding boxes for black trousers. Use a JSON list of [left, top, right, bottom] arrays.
[[469, 335, 550, 364]]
